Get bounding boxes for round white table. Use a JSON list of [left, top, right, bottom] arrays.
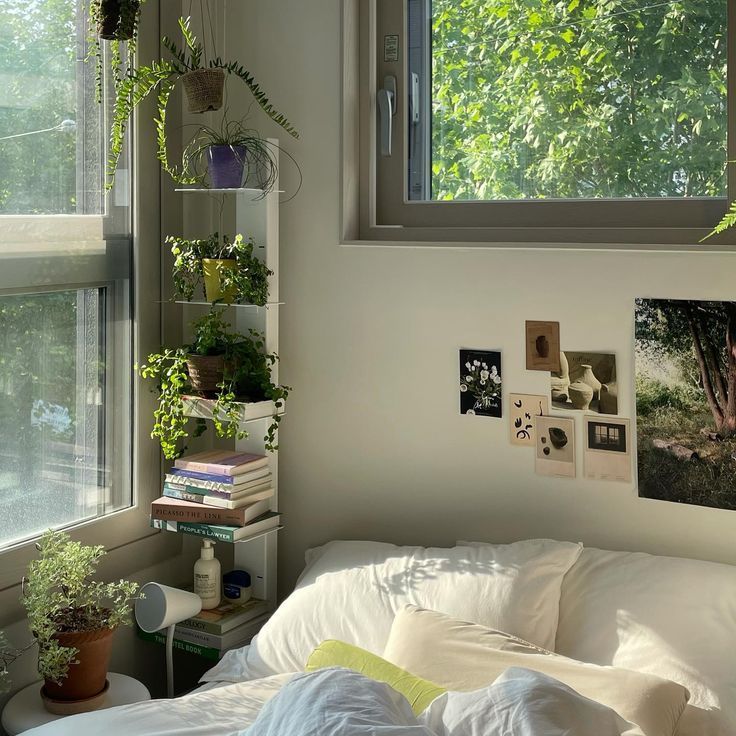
[[1, 673, 151, 735]]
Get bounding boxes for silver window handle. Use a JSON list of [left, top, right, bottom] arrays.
[[378, 76, 397, 157]]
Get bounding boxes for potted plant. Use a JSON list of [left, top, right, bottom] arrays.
[[88, 0, 145, 100], [138, 313, 289, 459], [106, 16, 298, 189], [21, 530, 139, 712], [175, 118, 288, 191], [168, 232, 272, 305]]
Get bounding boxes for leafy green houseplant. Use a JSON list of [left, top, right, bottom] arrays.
[[21, 530, 139, 707], [138, 311, 289, 459], [168, 232, 271, 305], [88, 0, 145, 100], [172, 118, 287, 191], [107, 16, 298, 189]]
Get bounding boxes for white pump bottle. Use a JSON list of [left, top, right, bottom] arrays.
[[194, 539, 221, 609]]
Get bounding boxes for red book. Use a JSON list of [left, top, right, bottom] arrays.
[[151, 496, 271, 526]]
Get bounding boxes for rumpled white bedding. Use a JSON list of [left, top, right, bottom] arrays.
[[23, 667, 642, 736]]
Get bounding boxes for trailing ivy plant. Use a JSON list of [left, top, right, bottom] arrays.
[[138, 311, 289, 459], [107, 16, 298, 189], [22, 530, 139, 685], [167, 232, 272, 305], [88, 0, 145, 102]]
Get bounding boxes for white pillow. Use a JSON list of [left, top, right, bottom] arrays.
[[383, 605, 689, 736], [421, 667, 641, 736], [202, 538, 582, 683], [556, 547, 736, 736]]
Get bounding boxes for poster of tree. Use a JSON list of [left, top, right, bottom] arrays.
[[635, 299, 736, 510]]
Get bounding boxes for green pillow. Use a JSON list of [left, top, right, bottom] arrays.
[[305, 639, 446, 715]]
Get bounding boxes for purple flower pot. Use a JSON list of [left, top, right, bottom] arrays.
[[207, 145, 246, 189]]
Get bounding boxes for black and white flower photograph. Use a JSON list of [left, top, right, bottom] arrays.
[[459, 349, 502, 418]]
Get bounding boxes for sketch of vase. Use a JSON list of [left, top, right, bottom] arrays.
[[569, 381, 594, 410], [474, 395, 497, 411], [578, 364, 602, 400]]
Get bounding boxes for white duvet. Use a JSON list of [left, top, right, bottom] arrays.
[[24, 667, 641, 736]]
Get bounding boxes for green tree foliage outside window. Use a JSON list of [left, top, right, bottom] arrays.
[[430, 0, 727, 201]]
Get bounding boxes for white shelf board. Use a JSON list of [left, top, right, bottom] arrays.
[[183, 396, 285, 424], [174, 187, 284, 196], [175, 300, 283, 309]]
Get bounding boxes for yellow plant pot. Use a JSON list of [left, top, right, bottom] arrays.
[[202, 259, 238, 304]]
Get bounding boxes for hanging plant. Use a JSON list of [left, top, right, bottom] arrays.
[[88, 0, 145, 101], [106, 16, 298, 189]]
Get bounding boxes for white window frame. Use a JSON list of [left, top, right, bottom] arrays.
[[0, 0, 172, 598], [342, 0, 736, 247]]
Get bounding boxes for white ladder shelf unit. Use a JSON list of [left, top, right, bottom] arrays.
[[175, 173, 281, 612]]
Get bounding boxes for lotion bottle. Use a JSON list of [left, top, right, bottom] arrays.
[[194, 540, 221, 609]]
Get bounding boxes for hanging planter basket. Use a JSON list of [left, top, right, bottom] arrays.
[[207, 145, 246, 188], [187, 354, 226, 396], [97, 0, 141, 41], [181, 68, 226, 114], [202, 258, 238, 304]]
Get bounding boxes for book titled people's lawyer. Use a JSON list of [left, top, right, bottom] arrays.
[[151, 496, 271, 526], [179, 598, 270, 635], [163, 484, 273, 509], [150, 511, 281, 542], [166, 466, 271, 490], [174, 450, 269, 476]]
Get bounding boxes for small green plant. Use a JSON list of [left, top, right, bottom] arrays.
[[107, 16, 298, 189], [22, 530, 139, 685], [169, 117, 300, 193], [88, 0, 145, 101], [138, 311, 289, 459], [168, 232, 272, 305]]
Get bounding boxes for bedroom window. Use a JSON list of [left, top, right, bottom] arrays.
[[362, 0, 732, 243], [0, 0, 132, 550]]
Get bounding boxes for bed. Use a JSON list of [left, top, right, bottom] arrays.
[[21, 538, 736, 736]]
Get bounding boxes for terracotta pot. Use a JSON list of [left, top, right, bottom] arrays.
[[187, 354, 226, 396], [202, 258, 238, 304], [97, 0, 141, 40], [181, 68, 225, 114], [42, 627, 114, 705]]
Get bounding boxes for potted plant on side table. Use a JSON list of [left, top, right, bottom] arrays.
[[21, 529, 139, 714]]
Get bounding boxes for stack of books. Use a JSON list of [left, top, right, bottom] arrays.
[[150, 450, 282, 543], [137, 596, 271, 660]]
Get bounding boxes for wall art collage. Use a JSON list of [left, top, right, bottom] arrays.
[[461, 300, 736, 511]]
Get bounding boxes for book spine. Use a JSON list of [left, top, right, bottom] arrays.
[[177, 617, 221, 636], [137, 629, 219, 660], [151, 518, 235, 543], [169, 469, 236, 484], [151, 504, 243, 526], [174, 461, 238, 476], [162, 486, 206, 504], [164, 481, 232, 499]]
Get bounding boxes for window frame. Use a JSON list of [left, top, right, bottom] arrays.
[[345, 0, 736, 246], [0, 0, 170, 596]]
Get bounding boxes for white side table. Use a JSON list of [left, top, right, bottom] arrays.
[[1, 673, 151, 735]]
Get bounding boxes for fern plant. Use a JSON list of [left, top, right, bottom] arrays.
[[703, 200, 736, 241], [107, 16, 298, 189]]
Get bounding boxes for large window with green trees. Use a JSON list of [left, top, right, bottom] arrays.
[[0, 0, 132, 550], [369, 0, 729, 242]]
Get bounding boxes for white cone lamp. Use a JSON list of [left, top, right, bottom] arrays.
[[135, 583, 202, 698]]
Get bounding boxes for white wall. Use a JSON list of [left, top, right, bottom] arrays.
[[227, 1, 736, 594]]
